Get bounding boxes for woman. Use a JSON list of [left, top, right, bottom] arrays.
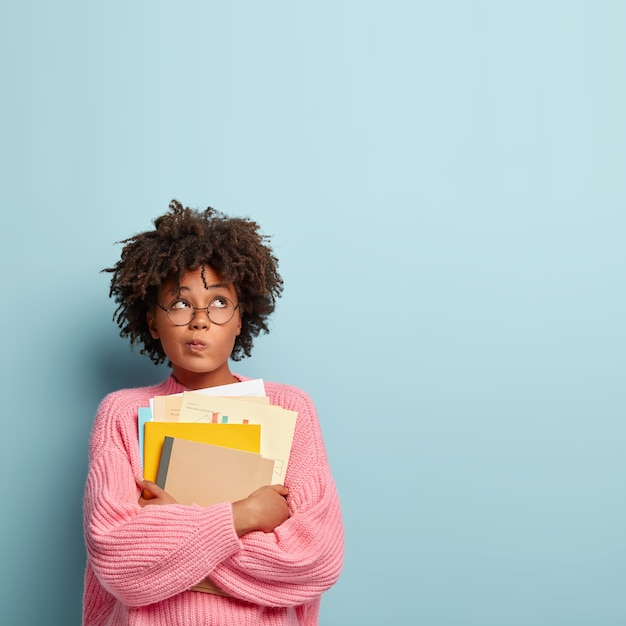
[[83, 200, 344, 625]]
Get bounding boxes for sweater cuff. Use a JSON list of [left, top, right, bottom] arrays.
[[194, 501, 242, 573]]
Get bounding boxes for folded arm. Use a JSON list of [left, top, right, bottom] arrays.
[[208, 390, 345, 606], [84, 450, 242, 606], [211, 467, 344, 606]]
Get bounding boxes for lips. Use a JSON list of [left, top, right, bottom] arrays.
[[187, 339, 207, 351]]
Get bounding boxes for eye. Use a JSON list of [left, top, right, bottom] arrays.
[[169, 298, 192, 311], [210, 296, 230, 309]]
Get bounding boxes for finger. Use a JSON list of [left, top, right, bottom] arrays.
[[271, 484, 289, 497], [135, 477, 164, 499], [135, 476, 151, 500]]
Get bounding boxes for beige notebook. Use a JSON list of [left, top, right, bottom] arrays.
[[156, 436, 275, 507]]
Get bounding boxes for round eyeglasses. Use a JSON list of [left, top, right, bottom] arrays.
[[155, 296, 239, 326]]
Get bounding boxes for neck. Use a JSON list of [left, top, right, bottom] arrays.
[[171, 366, 238, 390]]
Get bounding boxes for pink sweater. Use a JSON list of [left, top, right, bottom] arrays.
[[83, 375, 344, 625]]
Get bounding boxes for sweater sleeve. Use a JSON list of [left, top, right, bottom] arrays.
[[83, 391, 243, 607], [208, 386, 345, 607]]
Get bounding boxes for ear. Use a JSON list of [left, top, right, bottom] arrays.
[[146, 309, 160, 339], [235, 311, 242, 336]]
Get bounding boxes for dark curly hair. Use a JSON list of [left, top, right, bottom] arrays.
[[104, 199, 283, 364]]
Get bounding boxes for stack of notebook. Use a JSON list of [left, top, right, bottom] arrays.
[[138, 378, 298, 507]]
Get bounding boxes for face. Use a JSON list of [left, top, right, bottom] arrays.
[[146, 266, 242, 389]]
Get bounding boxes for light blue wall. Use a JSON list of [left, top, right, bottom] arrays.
[[2, 2, 625, 624]]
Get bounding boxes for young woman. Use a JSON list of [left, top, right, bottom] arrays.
[[83, 200, 344, 625]]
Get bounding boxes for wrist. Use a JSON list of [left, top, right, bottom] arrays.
[[231, 498, 257, 537]]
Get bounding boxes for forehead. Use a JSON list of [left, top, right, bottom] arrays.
[[160, 266, 236, 297]]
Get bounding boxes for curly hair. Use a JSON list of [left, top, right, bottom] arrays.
[[104, 199, 283, 364]]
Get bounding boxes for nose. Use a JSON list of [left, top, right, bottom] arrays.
[[190, 307, 211, 329]]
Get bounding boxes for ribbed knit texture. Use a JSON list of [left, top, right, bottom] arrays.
[[83, 375, 344, 626]]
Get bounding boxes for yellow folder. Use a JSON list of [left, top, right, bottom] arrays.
[[143, 421, 262, 483]]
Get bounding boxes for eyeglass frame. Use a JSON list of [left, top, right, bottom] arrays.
[[153, 296, 240, 326]]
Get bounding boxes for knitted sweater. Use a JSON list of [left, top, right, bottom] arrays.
[[83, 375, 344, 626]]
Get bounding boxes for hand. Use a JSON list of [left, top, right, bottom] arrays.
[[135, 477, 178, 507], [232, 484, 290, 536]]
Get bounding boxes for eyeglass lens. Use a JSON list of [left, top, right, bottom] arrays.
[[166, 297, 236, 326]]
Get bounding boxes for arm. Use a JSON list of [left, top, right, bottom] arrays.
[[138, 477, 291, 536], [83, 394, 243, 607], [207, 387, 345, 606], [137, 478, 293, 598]]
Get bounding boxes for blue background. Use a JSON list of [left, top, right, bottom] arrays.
[[1, 2, 625, 624]]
